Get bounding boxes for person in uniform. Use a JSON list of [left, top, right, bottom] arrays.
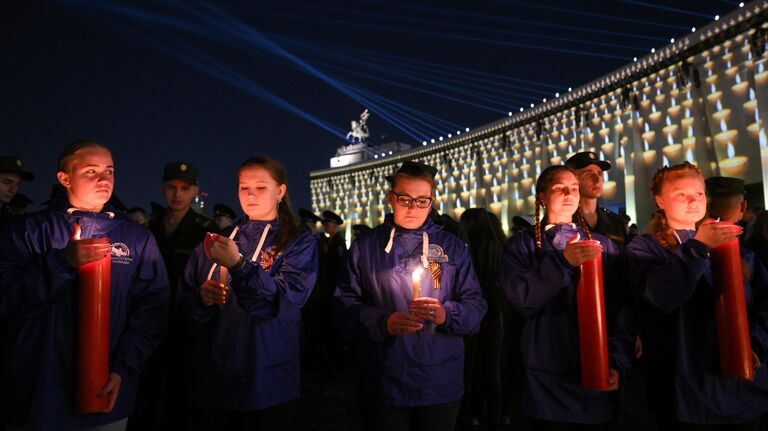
[[148, 162, 218, 297], [627, 163, 768, 430], [0, 140, 169, 431], [334, 160, 487, 431], [705, 176, 747, 224], [212, 203, 236, 235], [565, 151, 629, 246], [132, 162, 218, 430], [0, 156, 34, 231]]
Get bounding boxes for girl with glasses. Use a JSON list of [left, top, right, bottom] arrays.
[[334, 160, 487, 431]]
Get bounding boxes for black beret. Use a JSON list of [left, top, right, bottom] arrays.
[[705, 176, 745, 196], [0, 156, 34, 181], [213, 203, 236, 219], [322, 210, 343, 225], [564, 151, 611, 171], [163, 162, 199, 185], [298, 208, 322, 223], [385, 160, 438, 184]]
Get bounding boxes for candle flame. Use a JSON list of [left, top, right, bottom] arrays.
[[727, 143, 735, 159], [686, 148, 695, 163], [720, 119, 728, 133], [668, 134, 674, 145], [412, 267, 423, 282]]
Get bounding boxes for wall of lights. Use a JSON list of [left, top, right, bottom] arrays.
[[310, 2, 768, 238]]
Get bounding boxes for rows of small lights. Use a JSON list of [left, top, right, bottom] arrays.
[[310, 0, 766, 178], [503, 1, 762, 127]]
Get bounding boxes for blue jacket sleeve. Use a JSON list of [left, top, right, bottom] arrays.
[[0, 217, 77, 318], [747, 249, 768, 362], [627, 235, 710, 314], [437, 245, 487, 336], [500, 232, 576, 318], [333, 239, 391, 342], [112, 233, 170, 380], [229, 232, 318, 318]]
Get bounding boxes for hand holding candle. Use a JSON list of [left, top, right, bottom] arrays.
[[694, 219, 743, 249], [410, 297, 446, 325], [65, 223, 111, 267], [204, 233, 240, 267]]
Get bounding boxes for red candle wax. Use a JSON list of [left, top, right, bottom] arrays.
[[711, 224, 753, 380], [576, 240, 611, 390]]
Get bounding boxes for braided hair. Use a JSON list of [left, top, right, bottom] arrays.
[[533, 165, 591, 249], [646, 161, 703, 250]]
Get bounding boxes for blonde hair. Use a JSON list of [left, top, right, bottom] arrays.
[[646, 162, 704, 250]]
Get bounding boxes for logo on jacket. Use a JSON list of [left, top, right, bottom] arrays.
[[427, 244, 448, 263], [259, 246, 282, 272], [111, 243, 133, 265]]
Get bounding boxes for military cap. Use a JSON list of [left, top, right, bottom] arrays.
[[0, 156, 34, 181], [298, 208, 322, 223], [163, 161, 199, 185], [322, 210, 343, 225], [705, 176, 745, 197], [385, 160, 438, 183], [213, 203, 236, 219], [564, 151, 611, 171]]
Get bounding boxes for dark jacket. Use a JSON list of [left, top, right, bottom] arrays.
[[178, 219, 318, 410], [334, 216, 487, 407], [500, 224, 634, 423], [0, 200, 169, 430], [627, 231, 768, 424]]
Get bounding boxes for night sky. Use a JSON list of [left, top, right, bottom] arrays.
[[1, 0, 737, 216]]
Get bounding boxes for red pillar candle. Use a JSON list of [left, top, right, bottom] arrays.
[[711, 223, 754, 380], [576, 240, 611, 390], [73, 224, 112, 413]]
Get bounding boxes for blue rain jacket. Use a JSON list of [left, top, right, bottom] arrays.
[[178, 219, 318, 411], [627, 231, 768, 424], [0, 200, 169, 430], [500, 224, 634, 424], [334, 216, 487, 407]]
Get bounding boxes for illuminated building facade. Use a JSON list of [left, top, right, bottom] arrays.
[[310, 2, 768, 239]]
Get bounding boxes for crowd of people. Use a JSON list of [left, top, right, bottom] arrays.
[[0, 141, 767, 431]]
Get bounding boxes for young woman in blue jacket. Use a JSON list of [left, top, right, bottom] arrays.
[[0, 140, 170, 431], [500, 165, 634, 429], [178, 156, 318, 431], [334, 160, 487, 431], [627, 162, 768, 429]]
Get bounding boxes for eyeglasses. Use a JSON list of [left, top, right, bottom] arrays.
[[390, 191, 433, 208]]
